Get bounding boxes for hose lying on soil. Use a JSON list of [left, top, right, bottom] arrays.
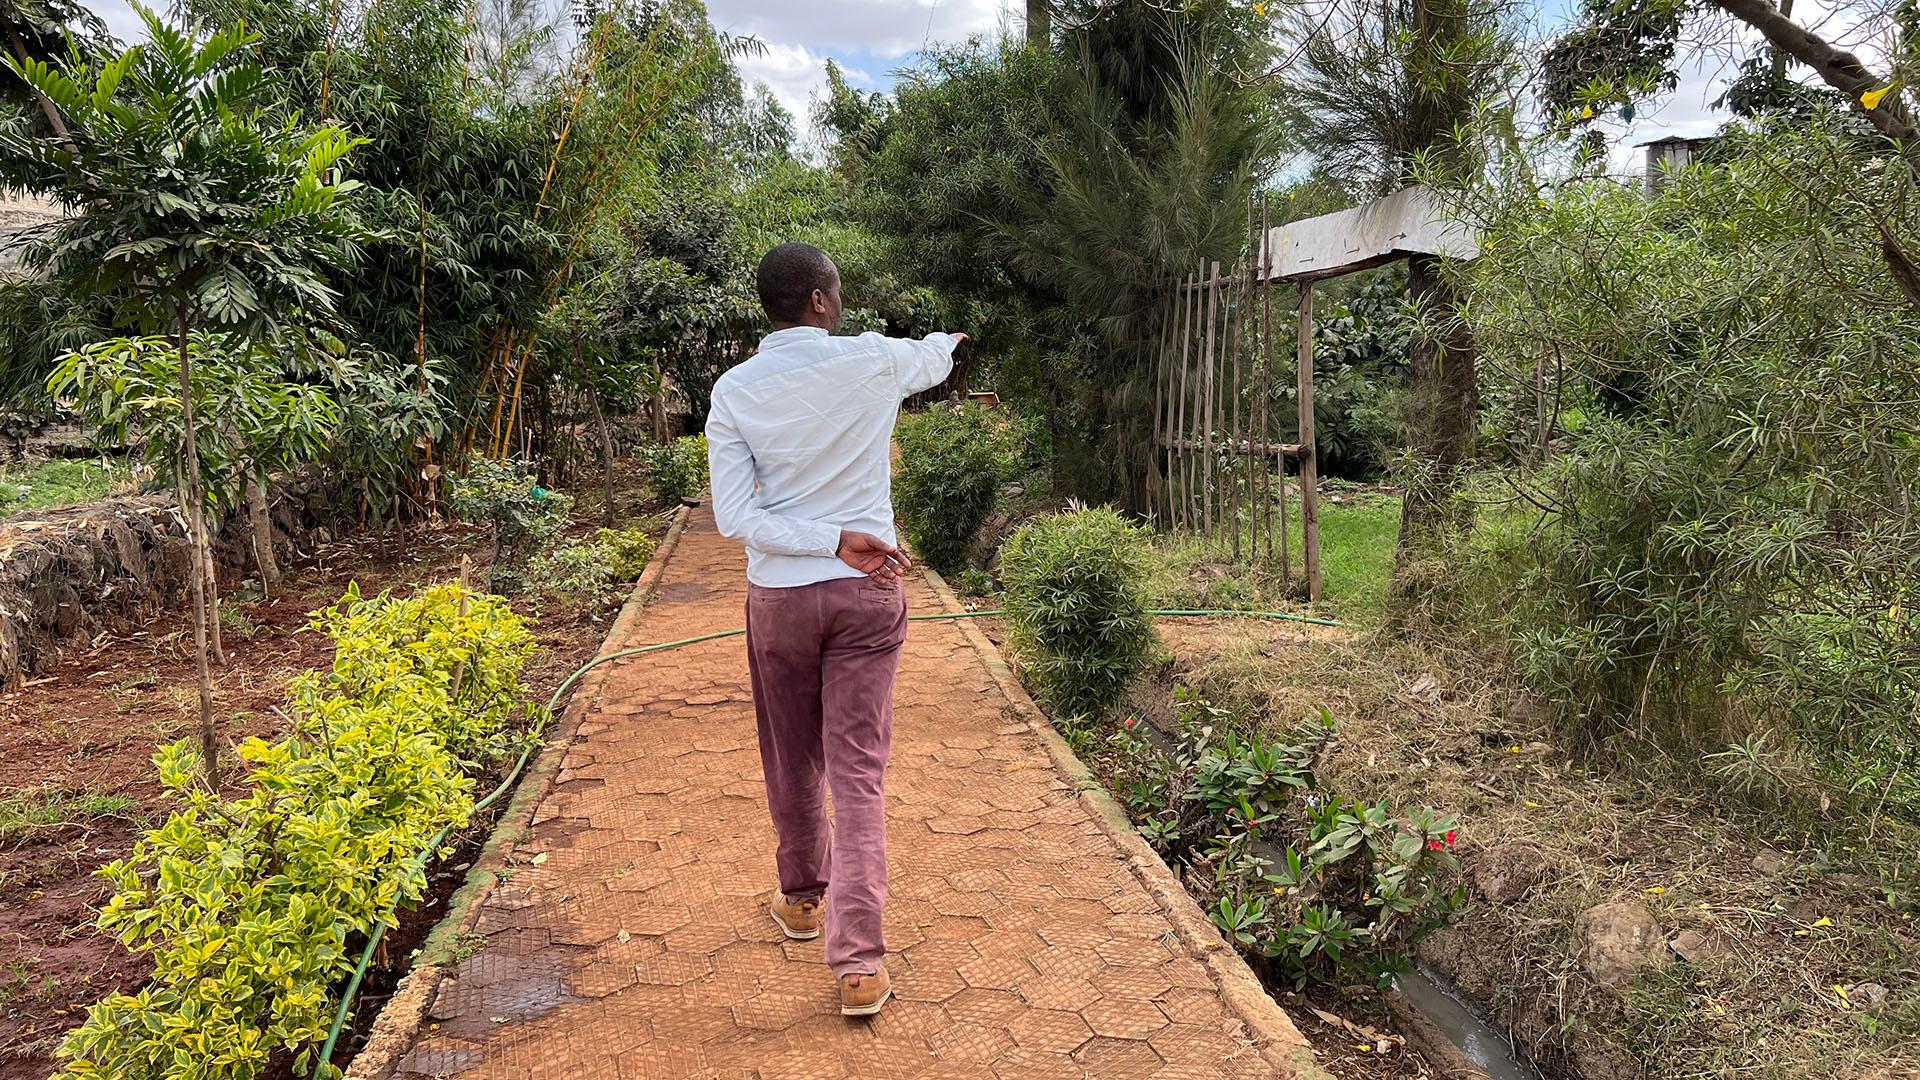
[[318, 604, 1339, 1063]]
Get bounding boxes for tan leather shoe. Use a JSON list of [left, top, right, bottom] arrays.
[[769, 893, 823, 940], [839, 965, 892, 1017]]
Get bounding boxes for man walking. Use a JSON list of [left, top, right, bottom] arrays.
[[705, 243, 965, 1017]]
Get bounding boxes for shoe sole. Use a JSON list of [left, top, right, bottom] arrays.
[[769, 908, 820, 941], [840, 987, 892, 1017]]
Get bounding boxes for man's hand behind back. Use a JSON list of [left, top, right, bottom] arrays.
[[838, 530, 911, 582]]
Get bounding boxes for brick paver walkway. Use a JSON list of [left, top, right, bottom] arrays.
[[390, 508, 1305, 1079]]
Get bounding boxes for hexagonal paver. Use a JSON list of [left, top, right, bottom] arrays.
[[391, 507, 1295, 1079], [1083, 995, 1170, 1040], [927, 1021, 1016, 1064], [1008, 1008, 1096, 1054]]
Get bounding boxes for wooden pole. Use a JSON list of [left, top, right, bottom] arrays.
[[1259, 195, 1278, 566], [1200, 262, 1221, 541], [1297, 283, 1322, 602], [1159, 287, 1184, 527], [1241, 195, 1259, 563], [1222, 261, 1242, 562], [1174, 272, 1194, 532], [1265, 201, 1288, 578]]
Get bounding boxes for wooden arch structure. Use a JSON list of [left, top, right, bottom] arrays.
[[1149, 186, 1476, 602]]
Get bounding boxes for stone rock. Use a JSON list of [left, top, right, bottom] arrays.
[[1473, 845, 1552, 904], [1668, 928, 1732, 964], [1847, 982, 1890, 1013], [1574, 901, 1668, 989], [1751, 848, 1790, 875]]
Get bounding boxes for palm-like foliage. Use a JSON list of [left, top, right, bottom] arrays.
[[0, 8, 368, 334], [1278, 0, 1516, 195], [0, 0, 106, 133]]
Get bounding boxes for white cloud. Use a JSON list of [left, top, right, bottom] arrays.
[[83, 0, 144, 42], [736, 41, 870, 133], [707, 0, 1014, 59]]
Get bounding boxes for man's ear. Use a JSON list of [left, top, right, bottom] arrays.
[[810, 288, 827, 314]]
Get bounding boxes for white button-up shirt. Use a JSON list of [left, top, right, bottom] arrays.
[[706, 326, 959, 588]]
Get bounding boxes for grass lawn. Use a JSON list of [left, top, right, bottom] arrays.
[[0, 458, 132, 516], [1149, 490, 1402, 626]]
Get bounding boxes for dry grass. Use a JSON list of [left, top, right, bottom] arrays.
[[1164, 622, 1920, 1080]]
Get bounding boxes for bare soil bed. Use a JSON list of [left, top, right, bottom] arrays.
[[0, 469, 665, 1080]]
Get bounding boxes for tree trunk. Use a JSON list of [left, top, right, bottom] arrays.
[[1394, 253, 1479, 557], [586, 379, 616, 528], [206, 552, 225, 665], [245, 475, 281, 596], [176, 305, 219, 788], [1711, 0, 1916, 142], [1026, 0, 1050, 45], [2, 17, 73, 146]]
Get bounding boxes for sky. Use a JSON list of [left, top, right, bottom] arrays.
[[79, 0, 1839, 175]]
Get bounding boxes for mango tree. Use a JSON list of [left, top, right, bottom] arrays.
[[0, 3, 366, 786]]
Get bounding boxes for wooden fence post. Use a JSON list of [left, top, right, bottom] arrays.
[[1297, 283, 1322, 602]]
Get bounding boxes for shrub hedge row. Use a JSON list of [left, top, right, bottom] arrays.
[[57, 584, 537, 1080]]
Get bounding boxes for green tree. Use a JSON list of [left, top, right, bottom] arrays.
[[0, 0, 104, 138], [1012, 1, 1281, 509], [0, 4, 366, 785], [47, 336, 339, 593], [1275, 0, 1515, 582]]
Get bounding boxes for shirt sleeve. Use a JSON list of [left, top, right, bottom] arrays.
[[704, 393, 842, 558], [874, 332, 960, 398]]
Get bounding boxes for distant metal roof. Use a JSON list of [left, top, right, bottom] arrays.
[[1258, 185, 1477, 283]]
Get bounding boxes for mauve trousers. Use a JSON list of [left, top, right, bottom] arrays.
[[745, 574, 907, 977]]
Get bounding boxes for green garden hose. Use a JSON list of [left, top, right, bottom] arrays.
[[316, 604, 1339, 1064]]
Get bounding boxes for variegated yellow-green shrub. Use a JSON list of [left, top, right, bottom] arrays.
[[55, 585, 538, 1080]]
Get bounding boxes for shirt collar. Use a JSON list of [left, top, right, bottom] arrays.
[[758, 326, 831, 350]]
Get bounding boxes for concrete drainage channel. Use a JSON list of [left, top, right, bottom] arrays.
[[1110, 699, 1550, 1080], [1393, 966, 1545, 1080]]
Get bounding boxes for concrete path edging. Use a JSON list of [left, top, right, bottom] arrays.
[[345, 501, 696, 1080], [914, 565, 1331, 1080]]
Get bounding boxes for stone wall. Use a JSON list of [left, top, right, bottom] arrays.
[[0, 474, 336, 687]]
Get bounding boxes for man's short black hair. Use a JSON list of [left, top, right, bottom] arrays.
[[756, 242, 837, 324]]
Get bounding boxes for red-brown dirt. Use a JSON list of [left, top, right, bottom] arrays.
[[0, 477, 661, 1080]]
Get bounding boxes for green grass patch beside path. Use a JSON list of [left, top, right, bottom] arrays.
[[0, 458, 131, 516]]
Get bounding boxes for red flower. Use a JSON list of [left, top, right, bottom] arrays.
[[1445, 830, 1458, 847], [1122, 717, 1136, 728], [1427, 839, 1444, 851]]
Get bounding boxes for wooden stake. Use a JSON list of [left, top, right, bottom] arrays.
[[1200, 262, 1221, 540], [1176, 269, 1197, 533], [1297, 284, 1322, 603], [1240, 196, 1258, 562], [1150, 290, 1172, 527]]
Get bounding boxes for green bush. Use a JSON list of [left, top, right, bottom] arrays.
[[56, 585, 536, 1080], [449, 458, 574, 594], [529, 526, 658, 616], [1000, 505, 1155, 719], [1106, 690, 1465, 989], [1459, 116, 1920, 819], [596, 526, 658, 580], [643, 435, 708, 505], [894, 404, 1019, 575]]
